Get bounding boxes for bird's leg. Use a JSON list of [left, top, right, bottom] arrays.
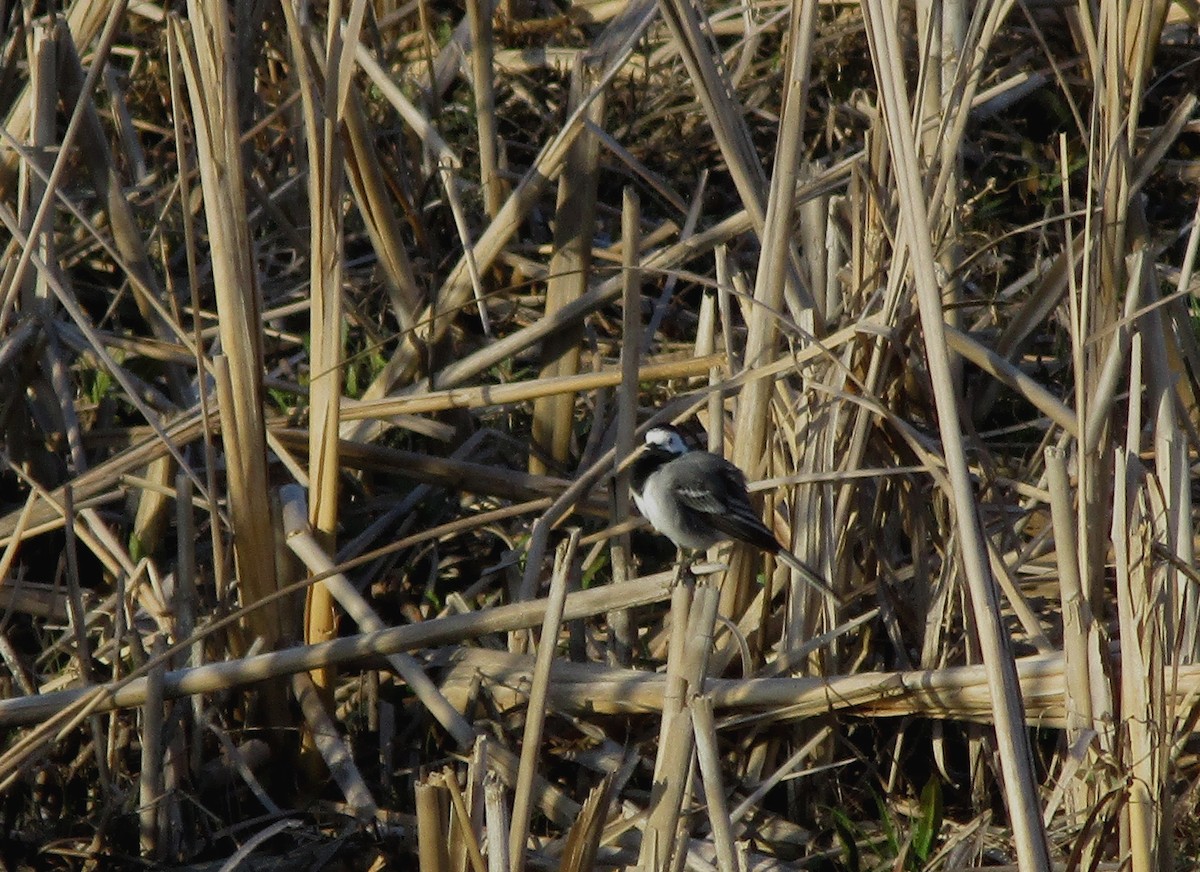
[[671, 548, 696, 585]]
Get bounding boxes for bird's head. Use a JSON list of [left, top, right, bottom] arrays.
[[644, 424, 689, 456]]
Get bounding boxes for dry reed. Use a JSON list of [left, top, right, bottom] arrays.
[[0, 1, 1197, 869]]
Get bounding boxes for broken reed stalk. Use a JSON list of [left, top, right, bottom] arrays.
[[635, 578, 691, 869], [508, 530, 579, 872], [554, 774, 613, 872], [1113, 446, 1164, 872], [484, 772, 510, 872], [444, 766, 489, 872], [0, 0, 113, 201], [417, 774, 452, 872]]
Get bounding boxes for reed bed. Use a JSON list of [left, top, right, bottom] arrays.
[[0, 0, 1197, 869]]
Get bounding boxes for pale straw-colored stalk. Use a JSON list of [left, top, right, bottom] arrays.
[[281, 484, 475, 748], [691, 694, 737, 872], [728, 0, 817, 626], [138, 638, 166, 859], [640, 581, 719, 869], [1048, 431, 1114, 827], [342, 86, 422, 326], [468, 0, 505, 218], [1113, 441, 1165, 871], [343, 353, 718, 420], [9, 572, 642, 798], [418, 773, 453, 872], [292, 670, 379, 819], [444, 765, 489, 872], [858, 3, 1051, 866], [177, 3, 280, 650], [484, 772, 510, 872], [281, 0, 360, 737], [555, 774, 614, 872], [608, 187, 643, 666], [0, 0, 114, 200], [507, 530, 579, 871], [530, 59, 603, 475]]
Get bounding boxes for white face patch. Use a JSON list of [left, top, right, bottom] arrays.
[[645, 426, 688, 456]]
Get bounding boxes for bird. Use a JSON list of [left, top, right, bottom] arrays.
[[630, 423, 840, 604]]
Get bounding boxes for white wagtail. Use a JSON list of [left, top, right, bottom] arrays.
[[631, 424, 839, 603]]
